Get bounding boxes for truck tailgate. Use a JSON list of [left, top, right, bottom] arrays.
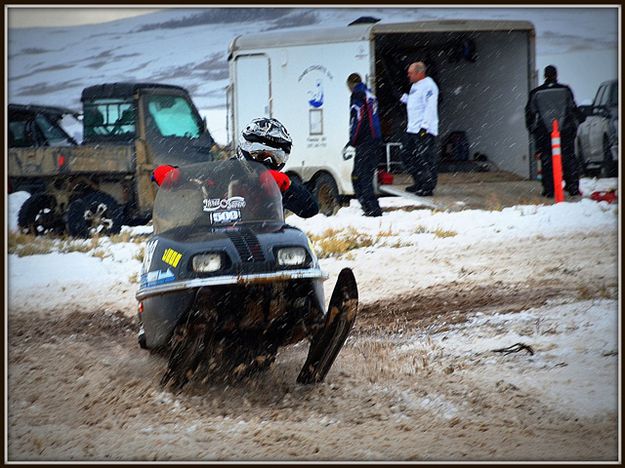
[[8, 145, 134, 177]]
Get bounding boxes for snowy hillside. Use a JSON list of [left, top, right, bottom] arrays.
[[7, 7, 618, 144]]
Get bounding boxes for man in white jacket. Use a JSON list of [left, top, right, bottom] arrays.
[[400, 62, 439, 196]]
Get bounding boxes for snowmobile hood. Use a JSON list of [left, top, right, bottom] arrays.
[[137, 160, 325, 301]]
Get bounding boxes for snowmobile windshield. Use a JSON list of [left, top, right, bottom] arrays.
[[152, 160, 284, 239]]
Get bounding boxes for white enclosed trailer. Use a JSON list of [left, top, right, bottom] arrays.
[[228, 19, 536, 214]]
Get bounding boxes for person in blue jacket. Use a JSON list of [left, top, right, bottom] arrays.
[[347, 73, 382, 217]]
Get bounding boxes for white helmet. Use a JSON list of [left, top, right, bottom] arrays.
[[236, 118, 292, 170]]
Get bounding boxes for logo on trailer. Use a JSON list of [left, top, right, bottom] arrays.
[[298, 65, 333, 109], [308, 80, 324, 108]]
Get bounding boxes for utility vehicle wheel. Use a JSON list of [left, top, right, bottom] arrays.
[[601, 136, 618, 178], [313, 173, 340, 216], [17, 193, 61, 236], [66, 192, 124, 238]]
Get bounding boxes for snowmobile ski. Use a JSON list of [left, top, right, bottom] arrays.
[[297, 268, 358, 384]]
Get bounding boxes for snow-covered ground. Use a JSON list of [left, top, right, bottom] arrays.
[[6, 184, 619, 460], [6, 181, 618, 313]]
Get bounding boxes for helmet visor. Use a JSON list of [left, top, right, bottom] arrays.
[[242, 141, 289, 169]]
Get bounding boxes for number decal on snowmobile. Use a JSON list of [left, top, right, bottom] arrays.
[[142, 239, 158, 274], [162, 248, 182, 268], [203, 196, 246, 212], [210, 210, 241, 224]]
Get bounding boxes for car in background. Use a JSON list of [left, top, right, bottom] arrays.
[[8, 104, 81, 194], [575, 79, 618, 178], [8, 104, 80, 148]]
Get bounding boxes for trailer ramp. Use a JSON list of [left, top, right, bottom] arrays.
[[378, 184, 440, 209]]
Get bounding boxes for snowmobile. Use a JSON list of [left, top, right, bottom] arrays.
[[135, 160, 358, 389]]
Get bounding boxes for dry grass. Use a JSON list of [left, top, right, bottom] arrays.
[[110, 231, 147, 244], [65, 238, 99, 254], [128, 272, 139, 284], [306, 223, 460, 257], [388, 239, 413, 248], [8, 232, 97, 257], [109, 231, 133, 243], [9, 229, 149, 258], [8, 232, 38, 254], [133, 246, 145, 262], [92, 249, 109, 260], [10, 238, 57, 257], [309, 227, 375, 258], [432, 228, 458, 238]]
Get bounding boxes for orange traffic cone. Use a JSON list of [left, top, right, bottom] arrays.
[[551, 119, 565, 203]]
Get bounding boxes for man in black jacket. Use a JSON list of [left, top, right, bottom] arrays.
[[525, 65, 582, 197], [347, 73, 382, 217]]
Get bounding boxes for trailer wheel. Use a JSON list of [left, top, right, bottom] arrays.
[[313, 173, 340, 216], [17, 193, 62, 236], [66, 191, 124, 238]]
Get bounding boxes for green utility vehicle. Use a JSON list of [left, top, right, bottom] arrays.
[[8, 82, 215, 236]]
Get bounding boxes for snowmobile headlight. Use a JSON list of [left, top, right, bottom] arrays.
[[276, 247, 307, 267], [192, 253, 222, 272]]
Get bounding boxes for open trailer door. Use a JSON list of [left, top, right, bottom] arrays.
[[372, 20, 534, 180], [233, 54, 271, 138]]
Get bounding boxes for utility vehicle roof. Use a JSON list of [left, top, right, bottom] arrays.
[[9, 103, 79, 118], [81, 82, 190, 101]]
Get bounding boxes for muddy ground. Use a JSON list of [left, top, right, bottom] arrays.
[[7, 232, 619, 461]]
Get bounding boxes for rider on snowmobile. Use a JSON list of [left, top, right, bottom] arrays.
[[152, 117, 319, 218]]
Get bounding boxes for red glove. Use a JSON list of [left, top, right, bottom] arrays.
[[260, 169, 291, 193], [152, 164, 180, 187], [269, 169, 291, 192]]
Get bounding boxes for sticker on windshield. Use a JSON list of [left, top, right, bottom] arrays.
[[203, 196, 246, 212], [210, 210, 241, 224]]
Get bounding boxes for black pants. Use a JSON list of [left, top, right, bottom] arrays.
[[402, 132, 438, 192], [352, 142, 382, 217], [536, 131, 579, 195]]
